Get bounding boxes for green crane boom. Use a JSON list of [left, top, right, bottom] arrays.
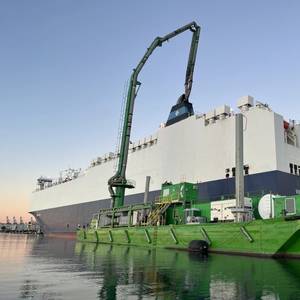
[[108, 21, 201, 208]]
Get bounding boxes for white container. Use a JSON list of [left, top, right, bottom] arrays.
[[211, 198, 252, 221], [237, 95, 254, 110], [215, 105, 230, 117]]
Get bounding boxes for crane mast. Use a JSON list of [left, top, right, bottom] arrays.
[[108, 21, 201, 208]]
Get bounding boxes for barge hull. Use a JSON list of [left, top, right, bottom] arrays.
[[77, 219, 300, 258]]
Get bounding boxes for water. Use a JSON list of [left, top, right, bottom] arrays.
[[1, 234, 300, 300]]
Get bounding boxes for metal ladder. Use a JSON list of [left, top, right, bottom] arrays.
[[147, 202, 171, 226], [113, 80, 129, 172]]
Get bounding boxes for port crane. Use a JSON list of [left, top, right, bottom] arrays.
[[108, 21, 201, 208]]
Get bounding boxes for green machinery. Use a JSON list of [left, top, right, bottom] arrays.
[[158, 182, 199, 225], [80, 181, 300, 258], [108, 22, 201, 208], [193, 194, 300, 221], [90, 181, 199, 229], [159, 182, 198, 205]]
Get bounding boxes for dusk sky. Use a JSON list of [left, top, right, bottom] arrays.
[[1, 0, 300, 222]]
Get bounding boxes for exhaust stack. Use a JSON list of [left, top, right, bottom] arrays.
[[143, 176, 151, 204], [235, 113, 245, 221], [232, 113, 252, 222]]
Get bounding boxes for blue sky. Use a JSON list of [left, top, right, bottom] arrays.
[[1, 0, 300, 221]]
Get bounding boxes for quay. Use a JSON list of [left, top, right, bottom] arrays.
[[0, 217, 42, 234]]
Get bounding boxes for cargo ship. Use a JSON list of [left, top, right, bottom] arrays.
[[30, 22, 300, 241]]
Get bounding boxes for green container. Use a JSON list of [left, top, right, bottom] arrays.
[[273, 195, 300, 218], [160, 182, 198, 203]]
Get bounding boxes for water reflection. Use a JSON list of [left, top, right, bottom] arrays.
[[1, 234, 300, 299], [75, 242, 300, 300]]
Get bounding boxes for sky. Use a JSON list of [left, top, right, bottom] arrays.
[[1, 0, 300, 222]]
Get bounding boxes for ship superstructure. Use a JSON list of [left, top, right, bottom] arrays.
[[30, 95, 300, 232]]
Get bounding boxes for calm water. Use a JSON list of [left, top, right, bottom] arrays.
[[1, 234, 300, 300]]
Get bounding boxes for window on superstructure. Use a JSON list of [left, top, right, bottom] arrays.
[[225, 168, 230, 179], [244, 165, 249, 175], [232, 167, 236, 177], [290, 163, 294, 174], [168, 106, 189, 120], [294, 164, 298, 175]]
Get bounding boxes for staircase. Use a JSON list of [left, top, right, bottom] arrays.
[[147, 202, 171, 226]]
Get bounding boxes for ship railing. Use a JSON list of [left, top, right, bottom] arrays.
[[33, 172, 85, 192]]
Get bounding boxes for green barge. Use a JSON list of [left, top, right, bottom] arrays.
[[77, 181, 300, 258]]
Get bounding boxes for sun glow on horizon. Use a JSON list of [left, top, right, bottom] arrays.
[[0, 189, 33, 223]]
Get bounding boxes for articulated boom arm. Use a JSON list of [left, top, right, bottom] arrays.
[[108, 22, 201, 208]]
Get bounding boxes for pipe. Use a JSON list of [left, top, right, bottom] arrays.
[[235, 113, 245, 222], [143, 176, 151, 204]]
